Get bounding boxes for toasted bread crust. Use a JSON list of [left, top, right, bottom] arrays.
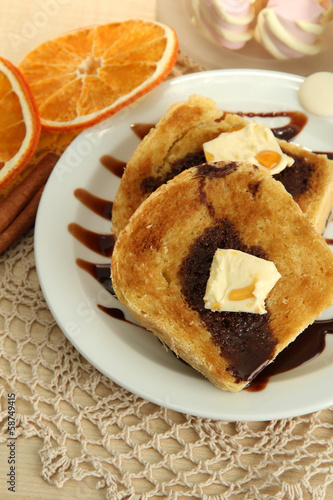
[[276, 141, 333, 234], [111, 162, 333, 392]]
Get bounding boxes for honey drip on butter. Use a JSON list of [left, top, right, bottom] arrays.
[[255, 150, 281, 170], [228, 281, 256, 301]]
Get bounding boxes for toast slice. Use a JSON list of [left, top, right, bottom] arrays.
[[112, 95, 333, 237], [111, 161, 333, 392]]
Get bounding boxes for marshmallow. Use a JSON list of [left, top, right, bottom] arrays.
[[254, 0, 332, 59]]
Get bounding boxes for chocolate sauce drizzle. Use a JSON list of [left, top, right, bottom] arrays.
[[231, 111, 308, 141], [68, 223, 114, 257], [100, 155, 126, 178], [131, 122, 155, 140], [76, 258, 115, 295], [248, 319, 333, 392], [74, 188, 113, 220], [67, 112, 333, 391]]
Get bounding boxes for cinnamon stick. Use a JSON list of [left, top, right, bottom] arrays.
[[0, 152, 59, 234], [0, 186, 44, 254]]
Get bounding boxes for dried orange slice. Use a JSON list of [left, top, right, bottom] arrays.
[[19, 20, 179, 133], [0, 57, 41, 189]]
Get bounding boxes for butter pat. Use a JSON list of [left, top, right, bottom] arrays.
[[204, 249, 281, 314], [203, 121, 294, 174]]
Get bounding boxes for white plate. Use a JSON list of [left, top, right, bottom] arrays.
[[157, 0, 333, 76], [35, 69, 333, 421]]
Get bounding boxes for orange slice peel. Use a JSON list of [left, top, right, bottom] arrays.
[[0, 56, 41, 189], [19, 20, 179, 133]]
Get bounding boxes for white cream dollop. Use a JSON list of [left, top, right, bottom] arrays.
[[298, 72, 333, 117], [204, 249, 281, 315], [203, 121, 294, 174]]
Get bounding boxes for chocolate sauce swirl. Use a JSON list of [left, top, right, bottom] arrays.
[[233, 111, 308, 141], [179, 219, 277, 383]]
